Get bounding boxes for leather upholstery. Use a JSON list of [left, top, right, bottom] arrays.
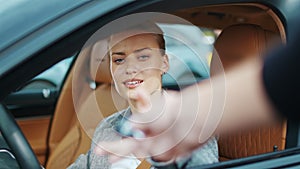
[[211, 24, 280, 75], [218, 121, 286, 160], [18, 117, 51, 165], [46, 40, 129, 168], [211, 24, 286, 161], [90, 40, 112, 84], [47, 67, 79, 156]]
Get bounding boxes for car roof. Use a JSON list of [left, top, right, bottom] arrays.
[[0, 1, 87, 52]]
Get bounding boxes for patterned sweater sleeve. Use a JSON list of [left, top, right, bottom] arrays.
[[67, 112, 123, 169], [68, 110, 140, 169]]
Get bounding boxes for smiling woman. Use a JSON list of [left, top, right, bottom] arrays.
[[68, 18, 218, 169], [109, 33, 169, 108]]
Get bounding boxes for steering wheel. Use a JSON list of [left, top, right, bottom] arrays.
[[0, 103, 41, 169]]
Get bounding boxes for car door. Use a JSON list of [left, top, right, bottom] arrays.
[[2, 57, 73, 165]]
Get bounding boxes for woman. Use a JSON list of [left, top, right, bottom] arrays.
[[69, 23, 218, 169]]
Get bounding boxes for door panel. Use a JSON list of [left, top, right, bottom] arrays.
[[17, 117, 51, 165], [4, 86, 58, 165], [5, 88, 58, 118], [2, 57, 73, 165]]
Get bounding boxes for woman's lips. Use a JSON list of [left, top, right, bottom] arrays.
[[123, 79, 144, 89]]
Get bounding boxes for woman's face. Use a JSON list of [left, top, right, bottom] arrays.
[[110, 34, 169, 100]]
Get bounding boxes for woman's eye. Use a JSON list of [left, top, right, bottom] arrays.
[[113, 58, 125, 64], [138, 55, 150, 61]]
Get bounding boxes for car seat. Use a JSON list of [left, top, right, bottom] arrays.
[[210, 24, 286, 161], [46, 40, 130, 168]]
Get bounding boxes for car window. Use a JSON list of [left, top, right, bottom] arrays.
[[159, 23, 217, 89], [3, 56, 75, 118], [21, 57, 74, 90], [17, 56, 74, 92]]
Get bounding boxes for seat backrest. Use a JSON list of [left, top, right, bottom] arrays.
[[210, 24, 286, 161], [75, 40, 129, 137], [46, 40, 129, 168]]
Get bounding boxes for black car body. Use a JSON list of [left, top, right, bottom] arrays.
[[0, 0, 300, 168]]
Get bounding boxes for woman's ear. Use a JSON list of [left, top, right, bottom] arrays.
[[161, 54, 169, 74]]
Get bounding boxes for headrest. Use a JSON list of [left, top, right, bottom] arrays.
[[90, 39, 112, 84], [213, 24, 281, 70]]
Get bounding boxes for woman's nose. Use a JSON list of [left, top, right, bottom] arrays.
[[125, 63, 138, 75]]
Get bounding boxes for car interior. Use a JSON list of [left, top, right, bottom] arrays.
[[9, 2, 289, 168], [211, 23, 285, 161]]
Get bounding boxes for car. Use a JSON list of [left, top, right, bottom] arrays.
[[0, 0, 300, 168]]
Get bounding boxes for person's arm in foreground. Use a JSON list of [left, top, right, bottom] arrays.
[[95, 33, 300, 162], [94, 58, 275, 160]]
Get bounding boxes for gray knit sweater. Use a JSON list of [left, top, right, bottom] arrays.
[[68, 108, 218, 169]]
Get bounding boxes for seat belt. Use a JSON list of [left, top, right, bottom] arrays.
[[136, 159, 151, 169]]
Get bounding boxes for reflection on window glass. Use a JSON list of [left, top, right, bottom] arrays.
[[158, 24, 217, 88], [34, 57, 74, 87], [16, 57, 75, 91]]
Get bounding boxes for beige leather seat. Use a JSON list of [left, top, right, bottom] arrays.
[[210, 24, 286, 161], [46, 39, 152, 169], [46, 40, 129, 168]]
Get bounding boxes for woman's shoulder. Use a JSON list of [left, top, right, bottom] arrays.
[[103, 109, 128, 126], [91, 108, 129, 145], [95, 108, 129, 132]]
